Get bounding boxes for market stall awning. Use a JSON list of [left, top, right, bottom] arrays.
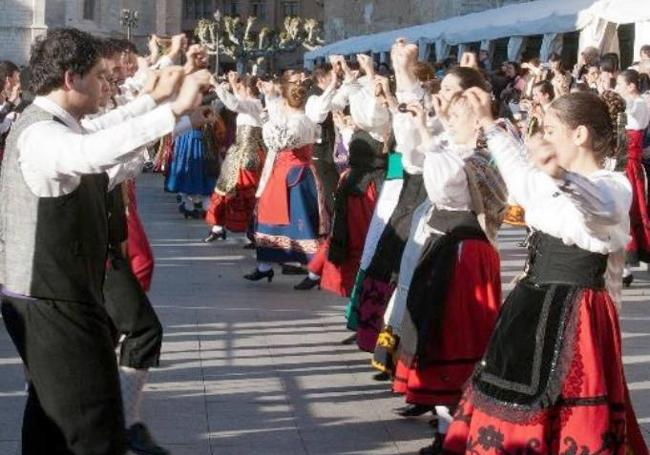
[[305, 0, 650, 62]]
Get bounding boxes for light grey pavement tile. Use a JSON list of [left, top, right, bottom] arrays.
[[1, 174, 648, 453]]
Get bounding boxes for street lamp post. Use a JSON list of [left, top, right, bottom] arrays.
[[213, 9, 222, 75], [120, 9, 139, 41]]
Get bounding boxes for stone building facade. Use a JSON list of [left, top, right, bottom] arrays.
[[0, 0, 162, 65], [0, 0, 322, 71], [323, 0, 536, 43]]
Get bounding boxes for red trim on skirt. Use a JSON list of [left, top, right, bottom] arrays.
[[443, 289, 648, 455], [392, 239, 501, 406]]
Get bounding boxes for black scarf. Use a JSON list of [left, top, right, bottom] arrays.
[[328, 131, 387, 264], [405, 210, 486, 365]]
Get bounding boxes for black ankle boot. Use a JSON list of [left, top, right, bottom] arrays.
[[419, 433, 444, 455], [623, 273, 634, 288]]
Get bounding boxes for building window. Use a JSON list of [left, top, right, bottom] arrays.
[[184, 0, 214, 19], [251, 1, 266, 20], [183, 0, 195, 19], [202, 0, 214, 18], [83, 0, 96, 20], [282, 1, 299, 17], [228, 1, 240, 16]]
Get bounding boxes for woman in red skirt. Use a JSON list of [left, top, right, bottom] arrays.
[[293, 53, 391, 296], [295, 130, 386, 296], [391, 92, 507, 451], [615, 70, 650, 286], [204, 72, 266, 242], [439, 89, 647, 455]]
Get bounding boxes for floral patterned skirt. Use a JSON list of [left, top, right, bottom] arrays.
[[442, 289, 648, 455], [205, 166, 261, 233]]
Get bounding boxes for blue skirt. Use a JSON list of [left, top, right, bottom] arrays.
[[165, 129, 216, 196], [255, 167, 321, 265]]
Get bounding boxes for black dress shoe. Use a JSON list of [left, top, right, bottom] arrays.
[[203, 230, 227, 243], [244, 268, 274, 282], [281, 264, 308, 275], [126, 422, 170, 455], [623, 273, 634, 288], [393, 403, 434, 417], [294, 277, 320, 290], [372, 371, 391, 381], [243, 242, 256, 250], [340, 334, 357, 345], [419, 433, 444, 455]]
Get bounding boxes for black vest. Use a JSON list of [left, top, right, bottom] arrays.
[[0, 104, 110, 304]]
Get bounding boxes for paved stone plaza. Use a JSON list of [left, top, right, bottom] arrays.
[[1, 173, 649, 454]]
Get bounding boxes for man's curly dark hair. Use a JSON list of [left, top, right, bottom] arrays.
[[29, 28, 101, 96]]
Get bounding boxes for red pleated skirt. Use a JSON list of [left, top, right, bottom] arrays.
[[393, 239, 501, 406], [205, 166, 261, 233], [443, 289, 648, 455], [625, 130, 650, 262], [308, 182, 378, 297]]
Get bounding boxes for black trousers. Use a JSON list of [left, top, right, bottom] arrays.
[[103, 256, 163, 370], [1, 295, 126, 455]]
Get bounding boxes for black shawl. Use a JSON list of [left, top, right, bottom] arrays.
[[328, 131, 388, 264]]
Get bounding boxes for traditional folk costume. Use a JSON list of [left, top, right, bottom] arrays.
[[389, 131, 507, 438], [442, 125, 648, 455], [253, 107, 328, 267], [346, 153, 403, 330], [354, 83, 433, 353], [165, 124, 219, 216], [205, 86, 266, 235], [302, 76, 392, 296], [0, 95, 176, 455], [87, 91, 186, 454], [306, 131, 387, 296], [623, 96, 650, 268]]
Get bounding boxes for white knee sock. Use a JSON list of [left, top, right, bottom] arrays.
[[435, 405, 452, 434], [258, 262, 273, 272], [212, 225, 224, 234], [623, 267, 632, 277], [308, 271, 320, 280], [120, 366, 149, 427]]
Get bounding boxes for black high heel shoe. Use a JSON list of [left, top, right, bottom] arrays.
[[294, 277, 320, 290], [419, 433, 445, 455], [393, 403, 434, 417], [244, 268, 274, 282], [623, 273, 634, 288], [203, 230, 227, 243]]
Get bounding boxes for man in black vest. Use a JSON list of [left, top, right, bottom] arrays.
[[0, 28, 210, 455]]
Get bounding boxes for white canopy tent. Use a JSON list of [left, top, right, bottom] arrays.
[[304, 0, 650, 67]]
